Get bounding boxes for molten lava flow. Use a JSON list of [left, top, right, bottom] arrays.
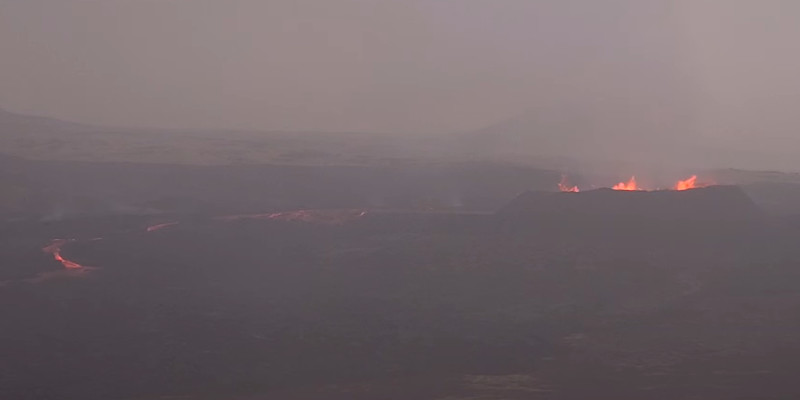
[[42, 239, 84, 270], [146, 222, 179, 232], [218, 209, 368, 224], [216, 213, 273, 222], [558, 175, 580, 192], [270, 209, 368, 224], [612, 176, 641, 191]]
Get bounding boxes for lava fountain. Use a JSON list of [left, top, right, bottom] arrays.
[[673, 175, 712, 191], [561, 174, 712, 192], [558, 175, 580, 192], [612, 176, 642, 191]]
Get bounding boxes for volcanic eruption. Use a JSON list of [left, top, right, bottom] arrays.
[[612, 176, 642, 191], [504, 184, 762, 224], [558, 175, 580, 192], [559, 175, 714, 192], [674, 175, 710, 191]]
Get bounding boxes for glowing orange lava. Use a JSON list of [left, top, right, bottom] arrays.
[[674, 175, 698, 191], [612, 176, 642, 191], [147, 222, 179, 232], [558, 176, 580, 192], [674, 175, 712, 191], [217, 209, 368, 224], [42, 239, 84, 270]]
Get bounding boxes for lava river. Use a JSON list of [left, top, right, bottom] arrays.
[[42, 239, 87, 270], [31, 208, 368, 280]]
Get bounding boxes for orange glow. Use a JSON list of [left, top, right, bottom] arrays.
[[218, 209, 368, 224], [42, 239, 84, 270], [558, 175, 580, 192], [147, 222, 179, 232], [674, 175, 712, 191], [612, 176, 641, 191], [674, 175, 698, 190]]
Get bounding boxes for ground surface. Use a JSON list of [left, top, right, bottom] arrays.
[[3, 199, 800, 399]]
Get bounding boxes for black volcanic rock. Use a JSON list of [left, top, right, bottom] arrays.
[[497, 185, 763, 223]]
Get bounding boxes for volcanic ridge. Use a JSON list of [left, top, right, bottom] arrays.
[[498, 185, 763, 223]]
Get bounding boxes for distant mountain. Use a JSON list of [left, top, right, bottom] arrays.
[[0, 109, 439, 165], [0, 108, 99, 133]]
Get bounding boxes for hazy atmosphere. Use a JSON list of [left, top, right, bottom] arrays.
[[4, 2, 800, 399], [2, 1, 799, 137]]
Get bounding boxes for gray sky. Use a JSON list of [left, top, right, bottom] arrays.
[[2, 0, 800, 138]]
